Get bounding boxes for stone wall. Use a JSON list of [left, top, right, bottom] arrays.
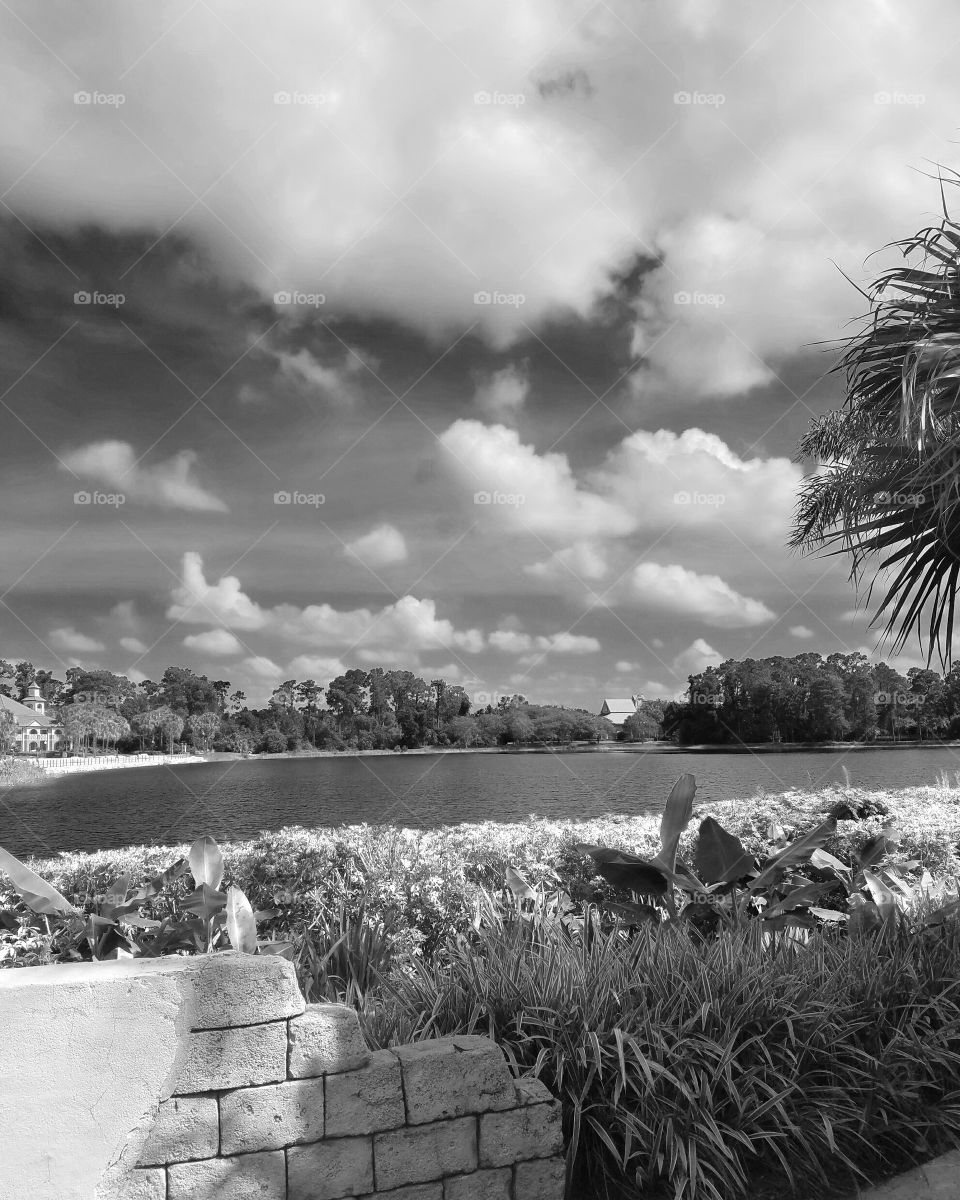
[[0, 953, 566, 1200]]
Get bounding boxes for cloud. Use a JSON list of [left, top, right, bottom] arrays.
[[526, 542, 608, 583], [489, 629, 600, 654], [672, 638, 723, 677], [275, 347, 366, 405], [286, 655, 347, 681], [167, 552, 485, 657], [48, 627, 104, 653], [242, 655, 283, 680], [789, 625, 814, 639], [615, 660, 640, 673], [60, 441, 227, 512], [344, 524, 408, 567], [119, 636, 148, 654], [183, 628, 243, 656], [3, 2, 952, 376], [473, 362, 529, 424], [440, 420, 631, 539], [630, 563, 775, 628]]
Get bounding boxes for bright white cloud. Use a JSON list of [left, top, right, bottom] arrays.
[[183, 628, 243, 656], [672, 638, 723, 677], [287, 655, 347, 681], [167, 552, 485, 657], [119, 636, 148, 655], [61, 441, 227, 512], [789, 625, 814, 639], [242, 655, 283, 680], [526, 542, 609, 583], [490, 629, 600, 654], [630, 563, 774, 628], [48, 626, 104, 653], [344, 524, 408, 567]]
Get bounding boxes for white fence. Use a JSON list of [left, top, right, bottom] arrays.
[[30, 753, 206, 774]]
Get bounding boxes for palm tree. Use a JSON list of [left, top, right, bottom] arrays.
[[793, 172, 960, 664]]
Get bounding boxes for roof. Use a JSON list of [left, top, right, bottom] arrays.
[[0, 693, 59, 728], [599, 698, 638, 714]]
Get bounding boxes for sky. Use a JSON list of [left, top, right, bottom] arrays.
[[1, 0, 958, 708]]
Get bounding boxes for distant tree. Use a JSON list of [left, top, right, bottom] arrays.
[[187, 711, 221, 751], [259, 728, 287, 754]]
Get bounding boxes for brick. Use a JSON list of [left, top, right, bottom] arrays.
[[394, 1038, 514, 1125], [325, 1049, 405, 1136], [96, 1167, 166, 1200], [357, 1188, 443, 1200], [444, 1168, 512, 1199], [185, 950, 305, 1030], [174, 1022, 287, 1093], [288, 1004, 370, 1078], [287, 1135, 374, 1199], [479, 1103, 563, 1168], [167, 1150, 286, 1200], [138, 1094, 219, 1165], [513, 1157, 566, 1200], [513, 1078, 554, 1107], [374, 1117, 477, 1191], [220, 1077, 325, 1153]]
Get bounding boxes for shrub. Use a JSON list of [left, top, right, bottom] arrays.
[[259, 728, 287, 754]]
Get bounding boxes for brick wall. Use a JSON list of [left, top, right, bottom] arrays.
[[92, 954, 565, 1200]]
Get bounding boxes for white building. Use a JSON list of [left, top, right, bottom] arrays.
[[598, 695, 640, 727], [0, 683, 65, 755]]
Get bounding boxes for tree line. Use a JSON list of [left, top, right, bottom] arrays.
[[662, 652, 960, 745], [0, 660, 615, 754]]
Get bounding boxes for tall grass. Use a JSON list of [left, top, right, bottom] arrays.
[[365, 891, 960, 1200]]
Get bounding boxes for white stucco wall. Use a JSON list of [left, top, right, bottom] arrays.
[[0, 958, 198, 1200]]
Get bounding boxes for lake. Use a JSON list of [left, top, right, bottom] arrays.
[[4, 744, 960, 859]]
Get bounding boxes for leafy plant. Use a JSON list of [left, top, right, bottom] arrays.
[[0, 835, 285, 961]]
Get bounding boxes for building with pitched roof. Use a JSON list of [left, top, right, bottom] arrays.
[[598, 695, 640, 727], [0, 683, 65, 755]]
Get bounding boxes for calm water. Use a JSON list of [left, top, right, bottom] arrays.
[[4, 745, 960, 858]]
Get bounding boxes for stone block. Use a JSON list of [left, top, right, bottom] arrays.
[[220, 1077, 325, 1153], [920, 1149, 960, 1197], [185, 951, 305, 1030], [287, 1135, 374, 1199], [513, 1078, 554, 1107], [137, 1094, 219, 1165], [167, 1150, 286, 1200], [374, 1117, 478, 1191], [513, 1157, 566, 1200], [444, 1168, 512, 1199], [394, 1037, 514, 1125], [357, 1188, 443, 1200], [325, 1049, 405, 1136], [174, 1022, 287, 1093], [288, 1004, 370, 1078], [97, 1167, 166, 1200], [479, 1103, 563, 1168]]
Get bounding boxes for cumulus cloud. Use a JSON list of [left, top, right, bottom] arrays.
[[473, 362, 529, 424], [242, 655, 283, 680], [119, 636, 148, 654], [672, 638, 723, 677], [344, 524, 408, 567], [48, 626, 104, 653], [489, 629, 600, 654], [789, 625, 815, 639], [167, 551, 485, 657], [183, 628, 243, 656], [630, 563, 774, 628], [2, 2, 951, 379], [60, 441, 227, 512], [286, 655, 347, 680], [526, 542, 609, 583]]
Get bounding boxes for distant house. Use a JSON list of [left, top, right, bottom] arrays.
[[0, 683, 65, 755], [598, 695, 640, 728]]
